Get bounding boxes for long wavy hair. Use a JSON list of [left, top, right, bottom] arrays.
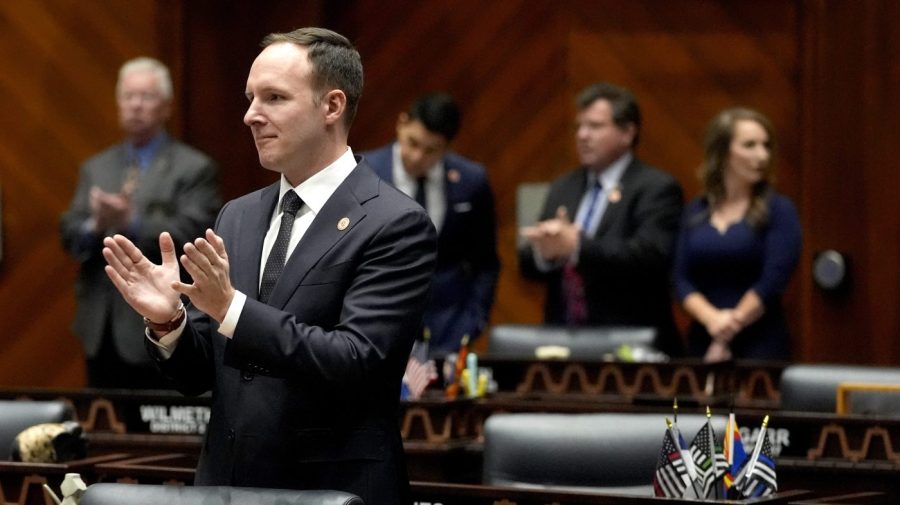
[[700, 107, 776, 228]]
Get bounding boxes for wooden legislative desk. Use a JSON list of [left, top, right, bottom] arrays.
[[1, 358, 897, 503], [409, 483, 817, 505], [481, 358, 786, 411]]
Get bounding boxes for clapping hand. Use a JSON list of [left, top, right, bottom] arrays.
[[103, 229, 236, 326], [174, 229, 235, 323], [103, 232, 181, 324], [520, 206, 582, 261], [90, 186, 133, 233]]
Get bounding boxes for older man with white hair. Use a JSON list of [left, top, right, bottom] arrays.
[[60, 56, 221, 389]]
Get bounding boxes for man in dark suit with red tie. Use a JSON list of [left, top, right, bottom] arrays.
[[364, 94, 499, 356], [519, 82, 684, 356], [101, 28, 437, 504]]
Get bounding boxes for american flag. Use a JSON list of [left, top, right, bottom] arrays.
[[734, 426, 777, 498], [653, 427, 691, 498], [401, 338, 437, 400], [690, 418, 727, 498]]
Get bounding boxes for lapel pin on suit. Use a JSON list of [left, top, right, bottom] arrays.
[[608, 185, 622, 203], [337, 217, 350, 230], [447, 169, 460, 183]]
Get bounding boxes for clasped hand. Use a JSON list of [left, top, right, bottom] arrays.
[[90, 186, 133, 232], [102, 229, 235, 325], [519, 206, 581, 261], [702, 309, 744, 363]]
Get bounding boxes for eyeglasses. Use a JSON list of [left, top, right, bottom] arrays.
[[118, 91, 165, 104]]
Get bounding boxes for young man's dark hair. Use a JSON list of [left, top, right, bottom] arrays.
[[262, 27, 364, 126], [407, 93, 461, 141]]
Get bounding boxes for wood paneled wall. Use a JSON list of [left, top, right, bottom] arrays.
[[0, 0, 183, 386], [798, 0, 900, 363], [0, 0, 896, 387]]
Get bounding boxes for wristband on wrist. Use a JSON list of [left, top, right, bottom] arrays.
[[143, 302, 186, 333]]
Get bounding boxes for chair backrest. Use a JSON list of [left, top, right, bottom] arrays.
[[780, 364, 900, 414], [836, 383, 900, 416], [79, 484, 364, 505], [487, 324, 657, 360], [482, 412, 725, 494], [0, 400, 73, 459]]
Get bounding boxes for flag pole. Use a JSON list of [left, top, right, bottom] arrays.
[[744, 415, 769, 482], [724, 407, 734, 468], [706, 406, 720, 500], [667, 417, 704, 499]]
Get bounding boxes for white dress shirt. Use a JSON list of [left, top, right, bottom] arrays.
[[150, 148, 358, 356], [391, 142, 446, 233]]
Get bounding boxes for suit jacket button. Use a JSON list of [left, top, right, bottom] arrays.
[[227, 429, 235, 441]]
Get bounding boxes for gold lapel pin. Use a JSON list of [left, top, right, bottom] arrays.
[[447, 169, 461, 183], [337, 217, 350, 231], [608, 186, 622, 203]]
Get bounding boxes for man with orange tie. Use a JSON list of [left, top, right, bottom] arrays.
[[60, 57, 220, 388], [519, 82, 684, 356]]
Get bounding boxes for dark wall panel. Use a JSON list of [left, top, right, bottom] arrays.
[[0, 0, 897, 388], [0, 0, 183, 386], [799, 0, 900, 364]]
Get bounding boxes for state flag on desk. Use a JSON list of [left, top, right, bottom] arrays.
[[653, 425, 691, 498], [723, 412, 748, 494]]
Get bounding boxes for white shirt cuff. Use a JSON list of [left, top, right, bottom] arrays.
[[218, 290, 247, 339], [145, 315, 188, 360]]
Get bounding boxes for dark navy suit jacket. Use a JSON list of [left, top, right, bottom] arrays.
[[364, 145, 499, 355], [152, 159, 437, 505]]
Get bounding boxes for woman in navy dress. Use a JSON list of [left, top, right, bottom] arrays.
[[674, 108, 801, 361]]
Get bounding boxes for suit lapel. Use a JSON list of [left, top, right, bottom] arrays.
[[99, 144, 136, 194], [235, 184, 279, 300], [265, 164, 376, 308], [594, 159, 638, 237], [134, 138, 172, 198], [560, 169, 588, 221], [439, 164, 457, 233]]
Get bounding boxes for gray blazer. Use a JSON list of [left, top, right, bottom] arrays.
[[60, 137, 220, 364]]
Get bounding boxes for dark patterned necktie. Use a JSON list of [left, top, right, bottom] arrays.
[[259, 191, 303, 303], [414, 176, 427, 209]]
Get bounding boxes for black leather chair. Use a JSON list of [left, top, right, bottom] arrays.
[[487, 324, 657, 360], [79, 484, 364, 505], [0, 400, 73, 459], [482, 412, 725, 495], [780, 364, 900, 414]]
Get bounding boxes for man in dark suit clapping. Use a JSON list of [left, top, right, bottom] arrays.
[[519, 82, 683, 356], [101, 28, 436, 504]]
